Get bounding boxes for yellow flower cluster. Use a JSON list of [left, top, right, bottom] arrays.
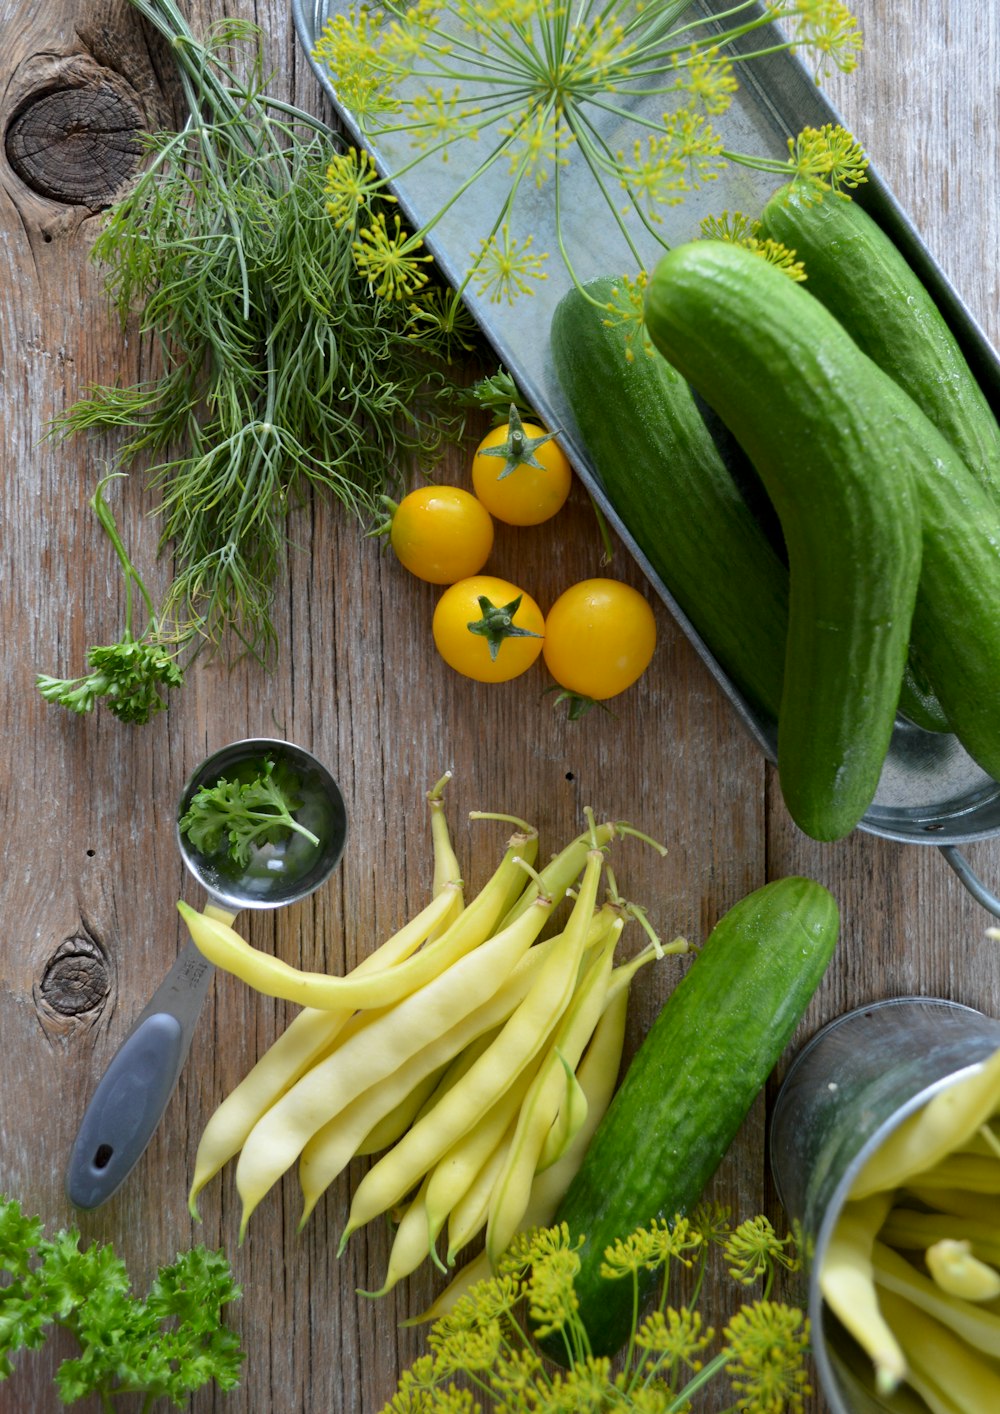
[[314, 0, 863, 314]]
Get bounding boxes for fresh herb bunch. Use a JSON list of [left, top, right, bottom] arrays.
[[48, 0, 474, 717], [0, 1194, 243, 1409], [36, 474, 184, 724], [316, 0, 862, 317], [383, 1206, 809, 1412], [178, 756, 320, 867]]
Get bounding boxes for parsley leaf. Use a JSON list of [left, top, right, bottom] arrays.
[[0, 1196, 244, 1407], [178, 756, 321, 867]]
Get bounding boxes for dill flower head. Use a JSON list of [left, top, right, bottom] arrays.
[[600, 1215, 702, 1279], [723, 1300, 812, 1414], [315, 0, 863, 305], [724, 1217, 801, 1289]]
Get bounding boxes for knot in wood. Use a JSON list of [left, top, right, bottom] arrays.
[[40, 935, 111, 1017], [6, 80, 144, 208]]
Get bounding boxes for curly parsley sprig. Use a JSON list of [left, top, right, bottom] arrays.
[[0, 1194, 243, 1409], [36, 474, 184, 725]]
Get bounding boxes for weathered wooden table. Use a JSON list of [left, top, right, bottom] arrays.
[[2, 0, 998, 1409]]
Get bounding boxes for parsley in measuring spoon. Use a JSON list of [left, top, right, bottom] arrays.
[[179, 756, 321, 897]]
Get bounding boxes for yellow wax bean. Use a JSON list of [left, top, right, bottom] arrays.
[[534, 939, 660, 1175], [905, 1185, 1000, 1227], [426, 773, 466, 940], [235, 890, 556, 1232], [425, 1060, 542, 1260], [354, 1064, 449, 1158], [296, 918, 613, 1229], [442, 961, 640, 1305], [851, 1044, 1000, 1200], [877, 1285, 1000, 1414], [495, 820, 620, 929], [486, 926, 621, 1267], [819, 1193, 905, 1395], [339, 849, 607, 1250], [445, 1116, 519, 1265], [873, 1239, 1000, 1356], [296, 938, 580, 1226], [905, 1153, 1000, 1193], [187, 881, 460, 1216], [358, 1176, 435, 1300], [402, 1249, 492, 1329], [179, 828, 535, 1009], [535, 1052, 589, 1174], [926, 1240, 1000, 1302], [297, 1028, 506, 1227], [882, 1207, 1000, 1271]]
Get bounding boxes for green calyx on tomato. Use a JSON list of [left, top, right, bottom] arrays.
[[476, 404, 561, 479], [467, 594, 543, 661], [471, 408, 573, 527], [433, 575, 545, 683]]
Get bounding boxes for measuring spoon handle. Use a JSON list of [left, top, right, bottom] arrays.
[[65, 938, 215, 1209]]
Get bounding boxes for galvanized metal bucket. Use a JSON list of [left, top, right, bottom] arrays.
[[770, 998, 1000, 1413]]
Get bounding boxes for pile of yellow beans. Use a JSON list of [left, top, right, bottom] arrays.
[[181, 776, 685, 1300], [821, 1044, 1000, 1412]]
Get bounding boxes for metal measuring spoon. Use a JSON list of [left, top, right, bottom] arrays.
[[65, 737, 347, 1210]]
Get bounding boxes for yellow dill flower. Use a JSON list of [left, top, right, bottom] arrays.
[[787, 122, 868, 198], [315, 0, 860, 306], [635, 1305, 714, 1371], [313, 10, 401, 120], [525, 1245, 581, 1339], [502, 103, 571, 188], [688, 1200, 734, 1249], [673, 46, 739, 115], [543, 1355, 616, 1410], [353, 212, 435, 299], [379, 1353, 440, 1413], [491, 1345, 546, 1401], [601, 272, 650, 361], [325, 147, 391, 230], [723, 1300, 812, 1414], [780, 0, 864, 80], [699, 211, 807, 282], [724, 1217, 800, 1288], [407, 87, 478, 156], [429, 1318, 504, 1377], [601, 1216, 702, 1277], [471, 225, 549, 304]]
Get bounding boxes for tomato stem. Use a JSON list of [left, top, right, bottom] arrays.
[[467, 594, 543, 661]]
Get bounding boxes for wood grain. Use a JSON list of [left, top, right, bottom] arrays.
[[0, 0, 997, 1410]]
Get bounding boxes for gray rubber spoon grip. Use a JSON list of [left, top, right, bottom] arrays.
[[65, 1012, 185, 1209]]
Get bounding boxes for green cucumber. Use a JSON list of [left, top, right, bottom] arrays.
[[551, 278, 947, 737], [759, 185, 1000, 504], [878, 373, 1000, 781], [550, 277, 788, 722], [644, 240, 924, 842], [548, 875, 839, 1361]]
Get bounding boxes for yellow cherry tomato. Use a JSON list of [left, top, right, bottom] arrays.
[[471, 415, 573, 526], [543, 579, 657, 701], [388, 486, 494, 584], [432, 575, 545, 683]]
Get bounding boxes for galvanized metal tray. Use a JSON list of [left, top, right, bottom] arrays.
[[292, 0, 1000, 904]]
